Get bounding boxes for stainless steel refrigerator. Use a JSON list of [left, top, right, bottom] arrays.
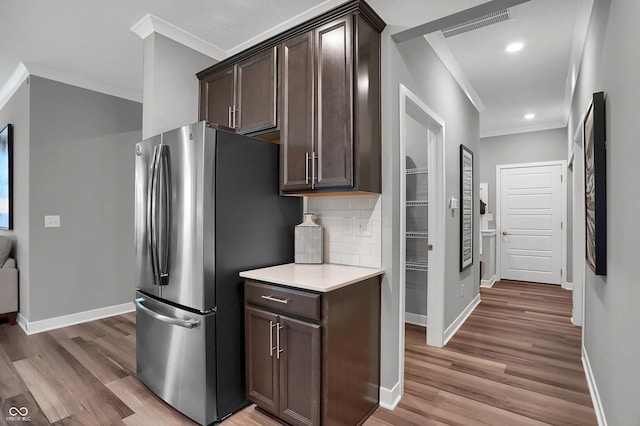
[[134, 121, 301, 425]]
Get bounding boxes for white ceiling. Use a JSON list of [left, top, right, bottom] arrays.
[[0, 0, 591, 137]]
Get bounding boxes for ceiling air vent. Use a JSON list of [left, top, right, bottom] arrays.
[[441, 9, 511, 38]]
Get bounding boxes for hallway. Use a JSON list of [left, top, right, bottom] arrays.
[[367, 281, 597, 425]]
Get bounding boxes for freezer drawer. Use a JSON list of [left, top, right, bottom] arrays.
[[135, 292, 216, 425]]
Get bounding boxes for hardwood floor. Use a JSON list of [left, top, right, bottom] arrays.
[[0, 281, 596, 425]]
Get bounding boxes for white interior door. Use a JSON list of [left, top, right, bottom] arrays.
[[499, 164, 563, 284]]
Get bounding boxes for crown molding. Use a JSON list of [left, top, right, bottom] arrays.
[[0, 61, 142, 109], [227, 0, 345, 55], [23, 62, 142, 102], [131, 13, 227, 61], [480, 120, 566, 139], [424, 33, 485, 113], [0, 63, 29, 111]]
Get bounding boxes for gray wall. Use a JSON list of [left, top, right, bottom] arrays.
[[0, 79, 31, 319], [568, 0, 640, 423], [142, 33, 215, 139], [27, 76, 142, 321], [380, 29, 480, 393], [479, 128, 567, 225]]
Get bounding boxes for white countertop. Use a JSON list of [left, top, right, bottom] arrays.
[[239, 263, 385, 293]]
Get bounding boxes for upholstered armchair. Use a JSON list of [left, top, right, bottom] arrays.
[[0, 236, 17, 325]]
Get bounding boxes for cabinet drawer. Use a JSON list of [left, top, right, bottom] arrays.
[[245, 280, 321, 321]]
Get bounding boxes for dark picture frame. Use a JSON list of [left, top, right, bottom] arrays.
[[584, 92, 606, 275], [460, 144, 473, 271], [0, 124, 12, 230]]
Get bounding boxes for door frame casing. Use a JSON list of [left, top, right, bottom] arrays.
[[398, 84, 447, 403], [495, 160, 568, 286]]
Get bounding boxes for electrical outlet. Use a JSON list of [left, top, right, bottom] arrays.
[[343, 217, 353, 236], [356, 218, 372, 237], [461, 283, 465, 298]]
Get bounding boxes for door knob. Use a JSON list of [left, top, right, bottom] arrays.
[[502, 231, 509, 236]]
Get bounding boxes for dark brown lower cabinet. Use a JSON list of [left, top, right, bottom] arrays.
[[245, 306, 320, 426], [245, 277, 380, 426]]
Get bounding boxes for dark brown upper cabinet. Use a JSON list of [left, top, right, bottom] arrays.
[[198, 47, 278, 135], [197, 1, 385, 193], [199, 65, 235, 129], [281, 7, 383, 195], [280, 32, 314, 192]]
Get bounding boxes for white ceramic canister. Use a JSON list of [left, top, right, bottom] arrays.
[[294, 213, 323, 264]]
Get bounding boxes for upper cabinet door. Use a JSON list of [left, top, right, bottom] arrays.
[[237, 47, 278, 134], [280, 32, 314, 192], [200, 65, 236, 128], [314, 15, 353, 189]]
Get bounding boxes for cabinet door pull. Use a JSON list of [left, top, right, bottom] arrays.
[[269, 320, 276, 357], [261, 295, 290, 304], [277, 323, 284, 359], [232, 105, 238, 129], [228, 106, 233, 128], [311, 151, 317, 189], [305, 152, 310, 185]]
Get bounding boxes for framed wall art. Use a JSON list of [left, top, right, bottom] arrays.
[[0, 124, 12, 230], [460, 144, 473, 271], [584, 92, 606, 275]]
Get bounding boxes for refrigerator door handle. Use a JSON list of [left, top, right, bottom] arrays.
[[135, 297, 200, 329], [148, 145, 161, 286], [148, 144, 172, 286]]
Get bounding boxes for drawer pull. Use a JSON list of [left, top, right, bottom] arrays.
[[261, 295, 290, 304]]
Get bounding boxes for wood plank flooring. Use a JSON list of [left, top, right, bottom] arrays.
[[0, 281, 596, 425]]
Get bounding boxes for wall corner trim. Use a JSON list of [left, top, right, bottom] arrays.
[[130, 13, 227, 61], [379, 380, 402, 410], [17, 302, 135, 336], [582, 345, 608, 426], [443, 293, 481, 346]]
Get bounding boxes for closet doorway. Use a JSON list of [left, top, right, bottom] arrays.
[[399, 84, 446, 353]]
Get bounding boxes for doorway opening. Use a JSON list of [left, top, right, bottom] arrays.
[[398, 85, 446, 403]]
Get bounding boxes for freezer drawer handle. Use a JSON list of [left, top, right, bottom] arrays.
[[261, 295, 290, 304], [135, 298, 200, 329]]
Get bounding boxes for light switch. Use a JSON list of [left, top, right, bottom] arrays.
[[45, 215, 60, 228]]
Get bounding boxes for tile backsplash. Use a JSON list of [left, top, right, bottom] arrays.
[[307, 195, 382, 268]]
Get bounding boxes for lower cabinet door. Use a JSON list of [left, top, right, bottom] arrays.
[[279, 316, 321, 426], [245, 306, 279, 415]]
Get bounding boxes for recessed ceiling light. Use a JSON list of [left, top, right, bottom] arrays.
[[506, 42, 524, 53], [524, 113, 535, 120]]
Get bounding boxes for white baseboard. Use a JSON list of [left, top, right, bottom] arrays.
[[379, 380, 402, 410], [563, 281, 574, 290], [405, 312, 427, 327], [18, 302, 135, 335], [480, 275, 496, 288], [443, 294, 481, 346], [582, 345, 607, 426]]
